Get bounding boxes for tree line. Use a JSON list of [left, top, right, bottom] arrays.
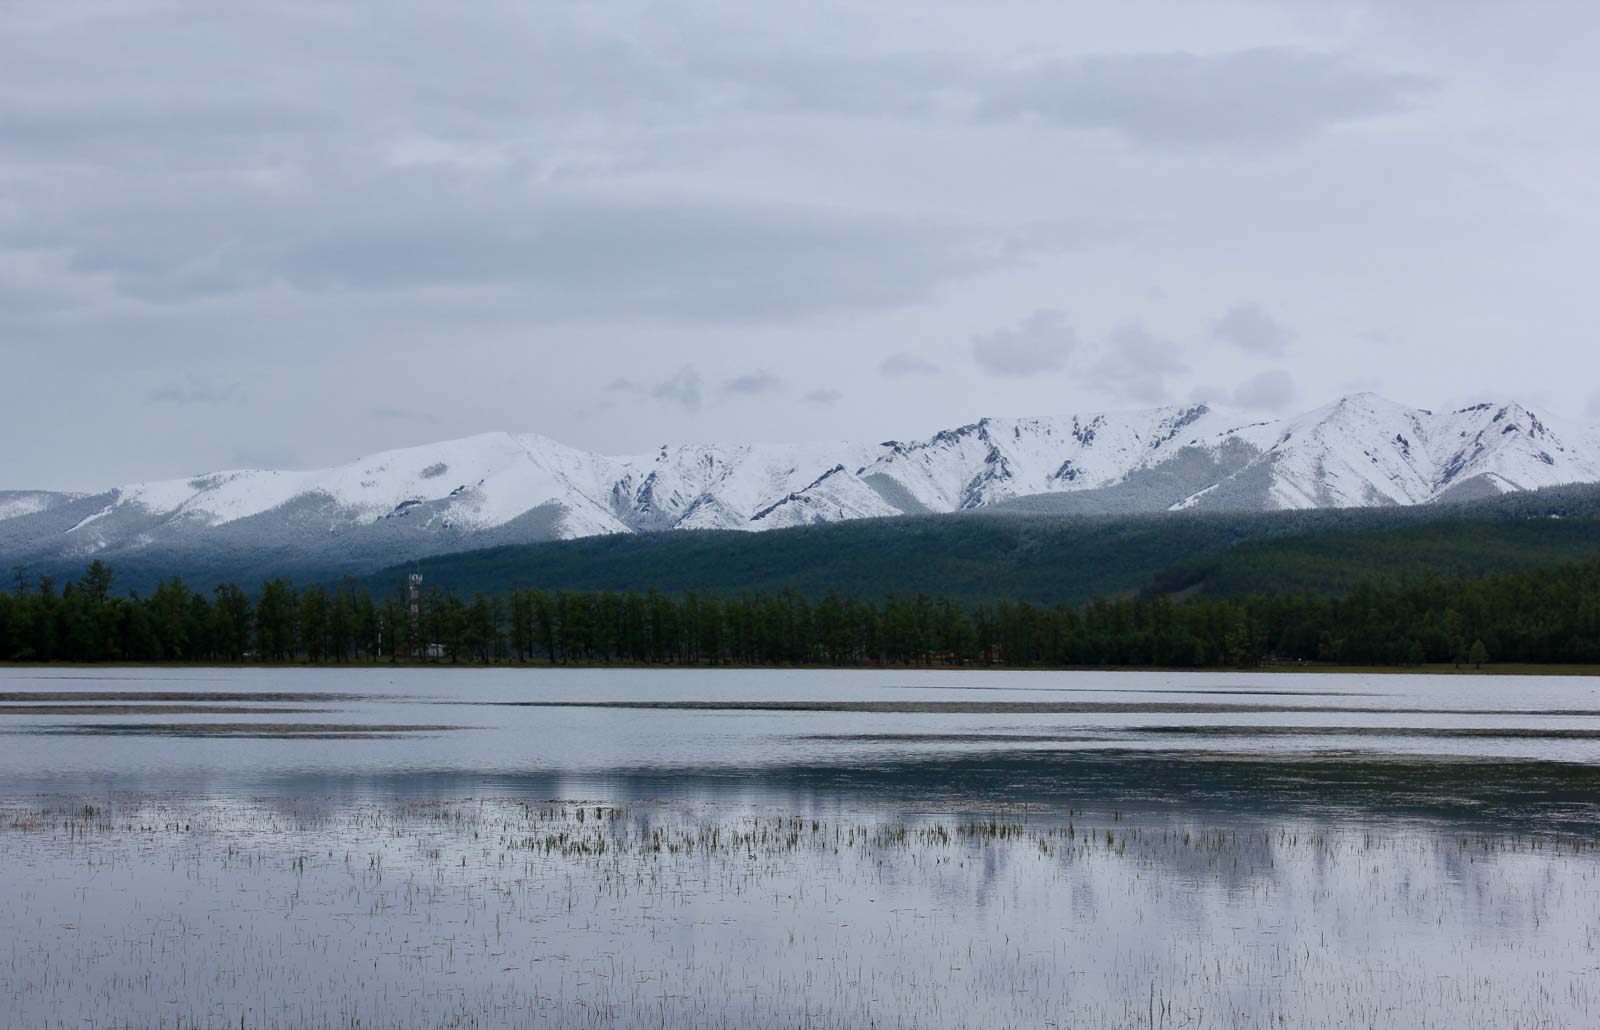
[[2, 558, 1597, 667]]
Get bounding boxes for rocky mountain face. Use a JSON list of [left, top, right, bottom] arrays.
[[4, 394, 1597, 578]]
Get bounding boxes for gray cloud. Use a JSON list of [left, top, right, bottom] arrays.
[[0, 8, 1133, 325], [604, 368, 709, 413], [1, 2, 1593, 491], [229, 443, 302, 471], [686, 42, 1426, 149], [0, 5, 1400, 328], [879, 352, 943, 377], [1214, 304, 1295, 357], [605, 367, 715, 413], [1086, 325, 1191, 405], [1231, 369, 1298, 412], [649, 367, 704, 412], [15, 183, 1100, 321], [370, 406, 443, 425], [0, 96, 323, 161], [977, 49, 1427, 147], [803, 387, 843, 406], [971, 309, 1079, 376], [1587, 390, 1600, 421], [146, 379, 245, 407], [724, 370, 786, 396], [275, 201, 1008, 318], [1, 8, 1424, 160]]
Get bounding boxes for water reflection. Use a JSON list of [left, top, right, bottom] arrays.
[[1, 665, 1599, 834], [5, 666, 1600, 1025], [1, 797, 1595, 1027]]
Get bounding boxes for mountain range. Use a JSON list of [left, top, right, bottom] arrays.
[[4, 393, 1597, 582]]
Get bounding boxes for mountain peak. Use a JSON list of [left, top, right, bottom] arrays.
[[3, 396, 1596, 575]]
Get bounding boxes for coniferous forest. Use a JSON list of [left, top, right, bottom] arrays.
[[2, 558, 1598, 668]]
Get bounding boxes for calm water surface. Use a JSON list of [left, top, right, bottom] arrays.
[[3, 665, 1600, 824], [4, 667, 1599, 1026]]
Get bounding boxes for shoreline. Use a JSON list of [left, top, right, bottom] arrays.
[[3, 660, 1598, 676]]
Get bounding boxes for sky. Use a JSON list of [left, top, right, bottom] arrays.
[[4, 0, 1600, 490]]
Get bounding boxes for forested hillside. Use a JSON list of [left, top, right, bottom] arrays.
[[7, 483, 1597, 603], [1147, 517, 1600, 598], [351, 484, 1600, 604]]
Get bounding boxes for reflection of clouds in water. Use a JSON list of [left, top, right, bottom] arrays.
[[5, 665, 1600, 837], [1, 797, 1591, 1025], [2, 668, 1594, 1022]]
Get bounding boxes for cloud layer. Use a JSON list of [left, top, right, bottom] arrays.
[[2, 2, 1595, 488]]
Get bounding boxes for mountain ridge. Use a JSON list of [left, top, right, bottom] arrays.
[[3, 393, 1597, 579], [341, 482, 1600, 606]]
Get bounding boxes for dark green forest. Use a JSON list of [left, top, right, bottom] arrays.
[[4, 557, 1598, 668], [349, 488, 1600, 605], [11, 484, 1598, 604], [1147, 517, 1600, 598]]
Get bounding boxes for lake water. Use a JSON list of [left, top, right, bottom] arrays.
[[3, 666, 1600, 1026]]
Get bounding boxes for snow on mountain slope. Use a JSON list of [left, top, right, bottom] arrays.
[[606, 441, 896, 532], [2, 394, 1596, 571], [861, 404, 1237, 511], [1420, 402, 1600, 494], [1197, 394, 1445, 509], [111, 432, 632, 538], [1174, 395, 1600, 512], [0, 491, 80, 523]]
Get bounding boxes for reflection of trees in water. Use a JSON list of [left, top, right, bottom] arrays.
[[204, 748, 1600, 847], [7, 796, 1598, 1027], [562, 750, 1600, 838]]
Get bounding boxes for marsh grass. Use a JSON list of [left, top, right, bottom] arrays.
[[1, 797, 1597, 1027]]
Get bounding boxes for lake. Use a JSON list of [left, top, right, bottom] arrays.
[[3, 666, 1599, 1026]]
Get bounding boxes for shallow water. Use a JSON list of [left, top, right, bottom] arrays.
[[3, 666, 1599, 1026], [3, 666, 1600, 794], [3, 798, 1598, 1028]]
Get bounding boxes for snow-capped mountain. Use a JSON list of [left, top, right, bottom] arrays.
[[3, 394, 1597, 577]]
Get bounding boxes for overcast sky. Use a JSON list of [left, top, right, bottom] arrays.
[[5, 1, 1600, 490]]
